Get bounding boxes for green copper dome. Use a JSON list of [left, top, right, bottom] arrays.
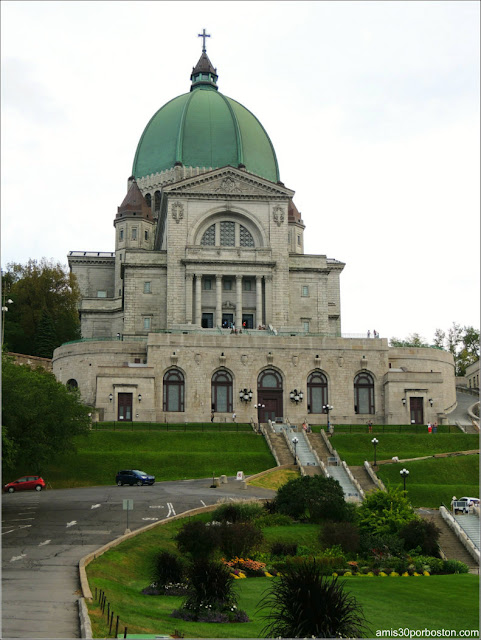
[[132, 53, 280, 183]]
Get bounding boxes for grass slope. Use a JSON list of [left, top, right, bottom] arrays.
[[331, 433, 479, 466], [5, 432, 275, 488], [85, 516, 480, 639], [377, 454, 479, 508]]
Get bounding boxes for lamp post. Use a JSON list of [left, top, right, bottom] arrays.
[[292, 437, 299, 465], [371, 437, 379, 467], [254, 403, 265, 423], [400, 468, 409, 493], [1, 297, 13, 346], [323, 404, 333, 432], [239, 388, 253, 403]]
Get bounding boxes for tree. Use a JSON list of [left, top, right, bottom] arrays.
[[258, 558, 366, 638], [1, 352, 91, 472], [389, 333, 430, 348], [1, 259, 81, 357], [356, 488, 415, 536], [275, 475, 349, 523]]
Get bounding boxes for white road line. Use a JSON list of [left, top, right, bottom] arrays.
[[17, 525, 32, 529], [200, 500, 207, 507], [38, 540, 51, 546], [66, 520, 77, 528], [10, 518, 35, 521], [10, 554, 26, 562], [2, 529, 16, 535], [142, 517, 159, 521], [149, 505, 164, 509], [166, 502, 176, 517], [91, 504, 101, 509]]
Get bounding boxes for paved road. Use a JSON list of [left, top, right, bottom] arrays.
[[2, 478, 275, 639]]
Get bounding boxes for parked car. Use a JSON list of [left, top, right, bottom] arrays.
[[115, 470, 155, 486], [459, 497, 480, 507], [4, 475, 46, 493]]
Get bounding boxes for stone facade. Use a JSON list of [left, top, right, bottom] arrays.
[[52, 54, 457, 426]]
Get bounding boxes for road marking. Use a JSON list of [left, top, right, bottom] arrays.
[[10, 518, 35, 521], [10, 554, 26, 562], [2, 529, 16, 535], [91, 504, 101, 509], [38, 540, 51, 546], [17, 525, 32, 529], [166, 503, 176, 517], [142, 517, 159, 521], [149, 505, 164, 509], [200, 500, 207, 507], [66, 521, 77, 528]]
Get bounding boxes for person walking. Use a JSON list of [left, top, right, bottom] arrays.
[[211, 410, 215, 423], [232, 412, 236, 423]]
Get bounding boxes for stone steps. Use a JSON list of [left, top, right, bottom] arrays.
[[349, 465, 378, 494], [454, 514, 480, 549]]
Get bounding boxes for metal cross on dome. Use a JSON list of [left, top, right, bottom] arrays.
[[198, 28, 211, 53]]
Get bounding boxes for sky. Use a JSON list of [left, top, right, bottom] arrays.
[[1, 0, 479, 341]]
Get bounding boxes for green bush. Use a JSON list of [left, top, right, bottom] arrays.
[[218, 522, 264, 559], [211, 500, 264, 523], [320, 521, 360, 554], [270, 541, 298, 557], [276, 475, 348, 522], [442, 559, 469, 574], [257, 558, 367, 638], [150, 550, 186, 588], [356, 489, 416, 535], [410, 555, 444, 575], [178, 559, 238, 619], [398, 518, 441, 557], [254, 513, 294, 527], [174, 521, 220, 559], [359, 532, 406, 559]]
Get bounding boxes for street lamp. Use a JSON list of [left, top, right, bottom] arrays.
[[371, 437, 379, 467], [292, 437, 299, 465], [1, 297, 13, 346], [400, 468, 409, 493], [323, 404, 333, 432], [289, 389, 304, 404], [254, 403, 265, 422]]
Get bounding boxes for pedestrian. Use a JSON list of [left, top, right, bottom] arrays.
[[367, 330, 371, 338], [211, 410, 214, 423], [373, 329, 378, 338], [232, 412, 236, 423], [433, 422, 438, 433], [367, 420, 373, 433], [427, 423, 432, 434], [302, 421, 307, 432]]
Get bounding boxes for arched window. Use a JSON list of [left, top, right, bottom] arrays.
[[240, 225, 254, 247], [201, 224, 215, 246], [66, 379, 78, 390], [307, 371, 328, 414], [211, 370, 233, 413], [154, 190, 161, 211], [258, 369, 283, 389], [220, 221, 235, 246], [354, 372, 375, 414], [163, 370, 184, 412], [145, 193, 152, 208]]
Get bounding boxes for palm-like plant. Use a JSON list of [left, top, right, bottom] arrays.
[[258, 558, 366, 638]]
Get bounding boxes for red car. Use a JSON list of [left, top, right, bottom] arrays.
[[4, 475, 46, 493]]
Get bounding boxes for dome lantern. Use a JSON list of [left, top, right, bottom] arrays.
[[190, 29, 218, 91]]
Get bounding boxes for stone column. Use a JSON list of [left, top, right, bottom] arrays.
[[256, 275, 263, 327], [265, 275, 273, 326], [195, 274, 202, 326], [236, 275, 243, 328], [185, 273, 194, 324], [216, 274, 222, 327]]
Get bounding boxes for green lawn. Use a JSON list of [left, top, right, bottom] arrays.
[[331, 433, 479, 466], [377, 454, 479, 508], [4, 432, 276, 489], [85, 516, 480, 639]]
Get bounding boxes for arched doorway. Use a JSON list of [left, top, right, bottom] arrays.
[[257, 369, 283, 423]]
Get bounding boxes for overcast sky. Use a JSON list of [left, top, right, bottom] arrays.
[[2, 1, 479, 341]]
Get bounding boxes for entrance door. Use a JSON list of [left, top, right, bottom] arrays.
[[202, 313, 214, 328], [242, 314, 254, 329], [118, 393, 133, 421], [222, 313, 234, 328], [410, 397, 424, 424], [257, 369, 283, 423]]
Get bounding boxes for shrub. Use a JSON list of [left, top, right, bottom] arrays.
[[150, 550, 186, 588], [320, 521, 360, 554], [218, 521, 264, 558], [276, 475, 349, 522], [174, 520, 220, 558], [356, 489, 416, 536], [398, 518, 441, 557], [211, 500, 264, 523], [254, 513, 294, 527], [442, 559, 469, 574], [270, 541, 298, 557], [257, 558, 367, 638], [409, 555, 444, 575], [359, 532, 405, 559]]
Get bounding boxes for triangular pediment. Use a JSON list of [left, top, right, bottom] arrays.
[[162, 166, 294, 200]]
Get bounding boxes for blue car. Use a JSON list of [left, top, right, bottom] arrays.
[[116, 469, 155, 486]]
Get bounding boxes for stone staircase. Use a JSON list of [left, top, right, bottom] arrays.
[[454, 513, 480, 550], [417, 509, 479, 573], [263, 429, 294, 466], [349, 465, 378, 495], [307, 431, 360, 500], [307, 433, 331, 464]]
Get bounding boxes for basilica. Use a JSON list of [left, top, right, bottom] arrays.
[[52, 41, 455, 426]]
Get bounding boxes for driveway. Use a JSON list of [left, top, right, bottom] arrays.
[[2, 478, 275, 639]]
